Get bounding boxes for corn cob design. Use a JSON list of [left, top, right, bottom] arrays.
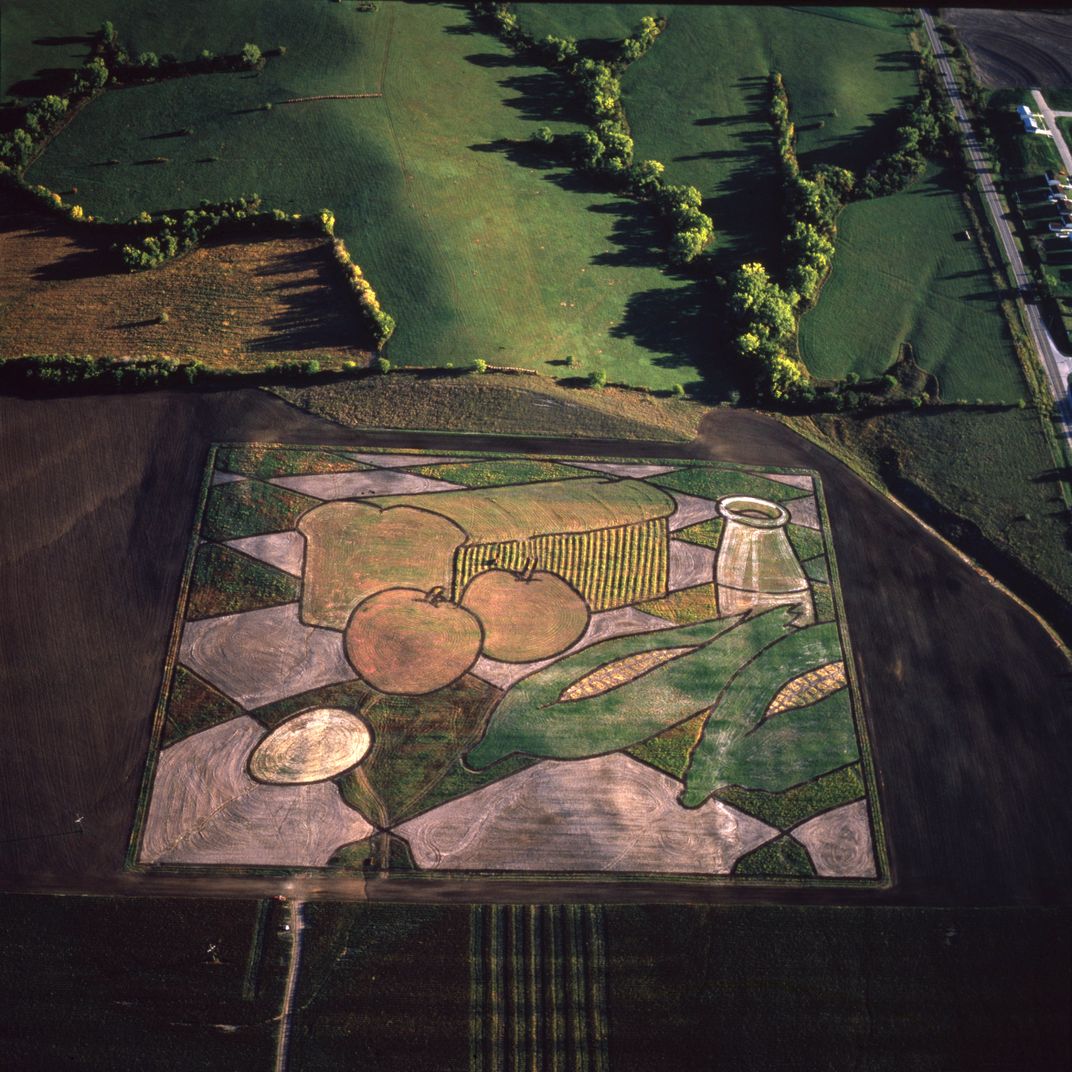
[[558, 646, 696, 703], [765, 660, 846, 717]]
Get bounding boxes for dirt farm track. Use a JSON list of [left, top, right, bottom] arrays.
[[0, 387, 1069, 906]]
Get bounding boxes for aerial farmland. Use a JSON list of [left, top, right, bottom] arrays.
[[0, 4, 1069, 1069]]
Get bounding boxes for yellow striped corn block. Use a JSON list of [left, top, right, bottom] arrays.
[[765, 660, 847, 717], [453, 517, 669, 612], [558, 646, 696, 703]]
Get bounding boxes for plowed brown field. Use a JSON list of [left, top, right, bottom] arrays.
[[943, 8, 1072, 88], [0, 213, 375, 368]]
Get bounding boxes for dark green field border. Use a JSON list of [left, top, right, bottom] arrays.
[[127, 439, 889, 891]]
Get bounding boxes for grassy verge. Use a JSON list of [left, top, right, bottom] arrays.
[[268, 370, 703, 441]]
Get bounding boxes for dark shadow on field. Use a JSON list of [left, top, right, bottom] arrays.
[[11, 217, 116, 283], [498, 70, 581, 125], [694, 114, 754, 128], [6, 67, 81, 100], [692, 76, 783, 278], [587, 199, 666, 271], [798, 102, 917, 176], [463, 52, 517, 69], [32, 35, 94, 47], [247, 244, 377, 354], [875, 48, 916, 72]]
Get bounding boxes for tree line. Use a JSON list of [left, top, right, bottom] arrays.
[[472, 3, 715, 266]]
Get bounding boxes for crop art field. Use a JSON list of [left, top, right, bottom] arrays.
[[131, 442, 886, 886]]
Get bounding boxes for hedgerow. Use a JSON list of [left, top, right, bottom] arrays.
[[471, 3, 714, 266]]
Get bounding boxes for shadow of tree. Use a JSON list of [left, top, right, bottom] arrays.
[[6, 67, 80, 100], [463, 52, 519, 69], [248, 243, 377, 353]]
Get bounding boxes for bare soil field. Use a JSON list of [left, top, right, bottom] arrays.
[[942, 8, 1072, 88], [0, 213, 374, 367], [0, 389, 1068, 905]]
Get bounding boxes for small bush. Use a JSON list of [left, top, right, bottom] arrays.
[[375, 357, 391, 374], [671, 382, 685, 397], [471, 358, 488, 374], [588, 368, 607, 389]]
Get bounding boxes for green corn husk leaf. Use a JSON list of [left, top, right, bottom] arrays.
[[466, 606, 800, 769], [681, 621, 855, 805]]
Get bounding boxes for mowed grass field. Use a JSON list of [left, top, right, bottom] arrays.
[[8, 1, 717, 390], [516, 5, 920, 271], [799, 165, 1026, 401]]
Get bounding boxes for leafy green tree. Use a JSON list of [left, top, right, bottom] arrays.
[[241, 43, 263, 68], [81, 57, 109, 91]]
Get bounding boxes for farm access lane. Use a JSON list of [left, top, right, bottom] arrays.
[[0, 389, 1070, 907], [921, 10, 1072, 437]]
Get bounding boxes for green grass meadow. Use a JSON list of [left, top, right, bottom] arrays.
[[518, 5, 920, 272], [798, 165, 1026, 401], [9, 0, 718, 390]]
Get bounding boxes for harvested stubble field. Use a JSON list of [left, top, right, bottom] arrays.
[[798, 164, 1026, 402], [0, 212, 375, 367], [517, 4, 920, 272], [942, 8, 1072, 88], [271, 371, 705, 441], [10, 0, 717, 390]]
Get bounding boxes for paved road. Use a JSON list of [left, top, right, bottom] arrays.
[[1032, 89, 1072, 177], [921, 9, 1071, 436]]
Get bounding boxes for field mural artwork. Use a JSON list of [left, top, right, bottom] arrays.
[[131, 443, 887, 885]]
